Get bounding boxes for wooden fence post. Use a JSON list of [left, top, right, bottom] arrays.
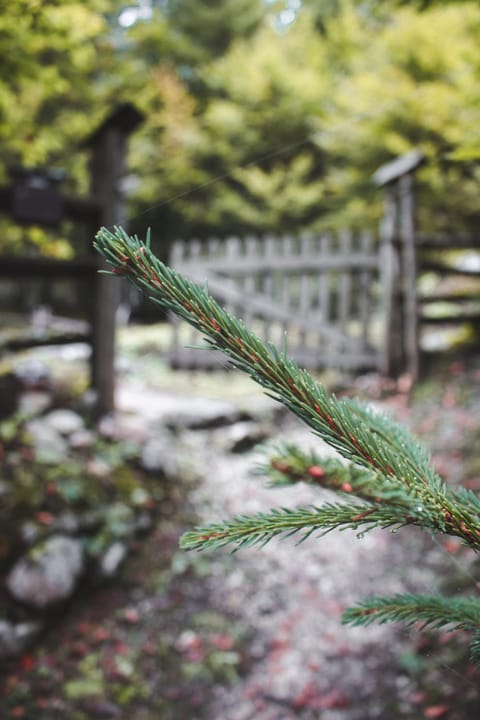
[[86, 104, 143, 415], [373, 150, 424, 381], [398, 171, 419, 383]]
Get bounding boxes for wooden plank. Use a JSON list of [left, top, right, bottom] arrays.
[[298, 234, 313, 349], [262, 235, 275, 342], [173, 252, 378, 276], [417, 234, 480, 250], [0, 185, 101, 223], [170, 239, 186, 265], [419, 293, 480, 304], [242, 236, 258, 326], [420, 313, 480, 325], [318, 233, 332, 324], [2, 331, 91, 352], [399, 173, 419, 382], [420, 261, 480, 277], [379, 187, 403, 376], [90, 123, 128, 415], [0, 257, 98, 277], [372, 150, 425, 187], [358, 230, 375, 351], [168, 344, 378, 372], [338, 229, 352, 332]]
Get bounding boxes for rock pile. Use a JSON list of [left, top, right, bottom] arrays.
[[0, 362, 282, 658]]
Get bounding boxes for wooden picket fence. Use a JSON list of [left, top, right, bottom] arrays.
[[168, 230, 382, 372], [168, 151, 479, 380]]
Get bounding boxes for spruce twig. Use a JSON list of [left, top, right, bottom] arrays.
[[95, 225, 480, 666], [180, 502, 443, 552], [94, 225, 480, 552], [342, 593, 480, 631]]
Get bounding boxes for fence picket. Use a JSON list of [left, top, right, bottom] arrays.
[[359, 230, 374, 351], [339, 229, 353, 333]]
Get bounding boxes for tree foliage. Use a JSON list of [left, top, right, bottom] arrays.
[[1, 0, 480, 252], [0, 0, 119, 181]]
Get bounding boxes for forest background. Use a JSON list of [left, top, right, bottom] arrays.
[[1, 0, 480, 259]]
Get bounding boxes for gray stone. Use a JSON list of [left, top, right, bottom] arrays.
[[18, 391, 52, 417], [80, 699, 121, 718], [98, 542, 127, 579], [14, 360, 51, 390], [237, 395, 287, 423], [140, 431, 179, 476], [117, 387, 246, 429], [0, 620, 43, 657], [69, 428, 95, 450], [24, 417, 68, 463], [7, 535, 84, 608], [43, 408, 85, 435], [222, 421, 270, 453], [53, 512, 79, 534], [133, 511, 153, 535], [77, 509, 104, 532], [0, 621, 16, 655], [21, 521, 42, 546], [164, 396, 246, 429], [97, 413, 118, 439]]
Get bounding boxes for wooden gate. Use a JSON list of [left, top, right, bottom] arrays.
[[168, 230, 381, 372]]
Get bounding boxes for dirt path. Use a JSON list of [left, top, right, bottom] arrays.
[[2, 358, 480, 719], [178, 418, 479, 720]]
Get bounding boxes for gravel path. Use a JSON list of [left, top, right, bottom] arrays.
[[179, 416, 449, 720]]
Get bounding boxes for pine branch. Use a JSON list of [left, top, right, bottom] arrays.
[[342, 593, 480, 632], [95, 225, 480, 664], [257, 441, 412, 501], [179, 501, 450, 552], [470, 633, 480, 667], [258, 443, 480, 544], [94, 226, 480, 550]]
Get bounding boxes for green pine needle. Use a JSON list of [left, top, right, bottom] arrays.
[[470, 633, 480, 666], [343, 593, 480, 632], [180, 501, 442, 552]]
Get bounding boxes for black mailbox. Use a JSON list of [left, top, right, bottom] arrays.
[[11, 168, 65, 227]]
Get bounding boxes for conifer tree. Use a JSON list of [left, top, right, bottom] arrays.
[[166, 0, 265, 63], [95, 225, 480, 666]]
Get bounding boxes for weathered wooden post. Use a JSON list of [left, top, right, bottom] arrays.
[[86, 104, 143, 415], [373, 150, 424, 382]]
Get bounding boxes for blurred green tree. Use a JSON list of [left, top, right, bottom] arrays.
[[0, 0, 123, 254], [315, 1, 480, 231]]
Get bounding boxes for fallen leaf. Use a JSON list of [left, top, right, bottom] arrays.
[[210, 633, 234, 651], [123, 608, 140, 624], [92, 627, 110, 643], [35, 511, 55, 525], [10, 708, 25, 718], [424, 705, 450, 718], [20, 654, 35, 671]]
